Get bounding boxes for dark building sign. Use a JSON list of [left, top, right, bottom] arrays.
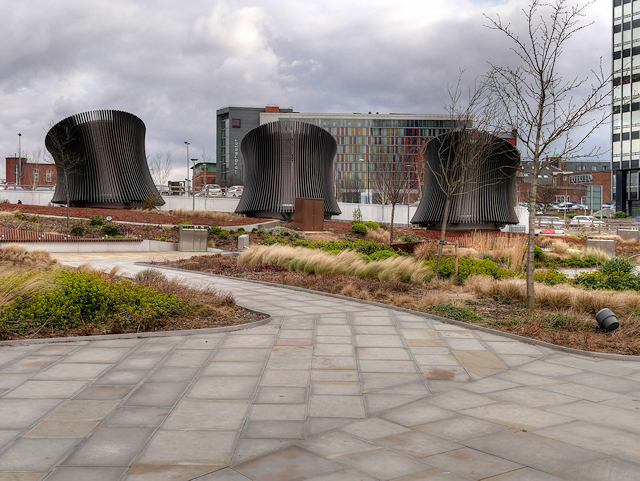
[[232, 119, 241, 128], [569, 174, 593, 184]]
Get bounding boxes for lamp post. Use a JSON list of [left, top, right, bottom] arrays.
[[17, 133, 21, 188], [359, 158, 370, 204], [191, 158, 198, 210], [184, 141, 190, 197]]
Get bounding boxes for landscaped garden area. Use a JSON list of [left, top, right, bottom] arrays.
[[2, 203, 640, 355], [162, 221, 640, 355], [0, 245, 265, 341]]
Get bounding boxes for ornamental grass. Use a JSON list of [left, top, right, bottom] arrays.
[[239, 245, 432, 284]]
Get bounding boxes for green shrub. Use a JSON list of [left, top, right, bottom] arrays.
[[544, 257, 599, 269], [614, 211, 628, 218], [352, 223, 367, 235], [0, 271, 184, 336], [534, 245, 544, 261], [90, 215, 105, 226], [209, 225, 222, 235], [574, 271, 640, 291], [237, 227, 246, 233], [426, 304, 484, 322], [218, 231, 229, 240], [401, 233, 420, 243], [364, 221, 379, 230], [534, 269, 568, 286], [367, 250, 399, 262], [352, 207, 363, 224], [70, 226, 85, 237], [102, 224, 120, 236], [14, 212, 40, 223], [427, 257, 506, 280], [599, 256, 635, 276]]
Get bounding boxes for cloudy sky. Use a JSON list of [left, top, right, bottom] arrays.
[[1, 0, 610, 181]]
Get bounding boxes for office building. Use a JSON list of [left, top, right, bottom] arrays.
[[613, 0, 639, 214], [216, 106, 294, 185]]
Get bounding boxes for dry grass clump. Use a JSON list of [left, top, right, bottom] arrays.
[[366, 227, 391, 244], [462, 233, 527, 272], [465, 274, 640, 317], [414, 241, 438, 260], [239, 245, 432, 284], [551, 239, 570, 255], [137, 208, 237, 221], [0, 245, 58, 270]]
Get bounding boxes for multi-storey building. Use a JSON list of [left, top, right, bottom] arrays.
[[216, 106, 294, 185], [613, 0, 640, 214]]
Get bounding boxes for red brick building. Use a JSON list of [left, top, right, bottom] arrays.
[[517, 159, 612, 206], [5, 157, 57, 188], [191, 162, 217, 191]]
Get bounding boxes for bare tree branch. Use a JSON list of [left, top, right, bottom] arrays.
[[484, 0, 612, 308]]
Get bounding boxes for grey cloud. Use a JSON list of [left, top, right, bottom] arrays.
[[0, 0, 611, 181]]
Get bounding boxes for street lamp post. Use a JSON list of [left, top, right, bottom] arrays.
[[17, 133, 21, 188], [184, 141, 190, 197], [359, 158, 370, 204], [191, 158, 198, 210]]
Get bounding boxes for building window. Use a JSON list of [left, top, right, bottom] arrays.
[[46, 169, 52, 183], [591, 165, 597, 171], [555, 195, 570, 203], [33, 169, 39, 182], [603, 165, 609, 171], [232, 119, 241, 128]]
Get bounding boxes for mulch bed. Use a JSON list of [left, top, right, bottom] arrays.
[[0, 204, 265, 227]]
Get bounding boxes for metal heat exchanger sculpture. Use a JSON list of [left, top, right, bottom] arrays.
[[45, 109, 164, 209], [235, 120, 341, 220], [411, 131, 520, 230]]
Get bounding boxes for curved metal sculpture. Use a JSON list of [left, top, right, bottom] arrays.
[[411, 131, 519, 230], [236, 120, 341, 220], [45, 109, 163, 209]]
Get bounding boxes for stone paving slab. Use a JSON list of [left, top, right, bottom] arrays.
[[1, 258, 640, 479]]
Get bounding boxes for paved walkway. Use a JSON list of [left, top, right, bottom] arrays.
[[2, 257, 640, 480]]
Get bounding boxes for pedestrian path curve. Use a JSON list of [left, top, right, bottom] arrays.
[[1, 259, 640, 480]]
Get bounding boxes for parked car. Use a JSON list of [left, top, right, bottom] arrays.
[[569, 215, 606, 227], [227, 185, 243, 197], [198, 184, 223, 196], [4, 184, 23, 190]]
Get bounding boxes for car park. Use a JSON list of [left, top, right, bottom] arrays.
[[227, 185, 243, 197], [569, 215, 606, 227]]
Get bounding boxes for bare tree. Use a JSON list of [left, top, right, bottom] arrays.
[[44, 122, 86, 227], [485, 0, 611, 308], [374, 153, 412, 244], [30, 147, 44, 191], [148, 151, 172, 189], [426, 76, 505, 274], [536, 184, 560, 210]]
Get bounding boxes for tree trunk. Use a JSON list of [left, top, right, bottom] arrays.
[[435, 194, 452, 277], [389, 203, 396, 245], [525, 163, 539, 308]]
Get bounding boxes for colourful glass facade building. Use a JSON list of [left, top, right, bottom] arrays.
[[260, 112, 453, 202]]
